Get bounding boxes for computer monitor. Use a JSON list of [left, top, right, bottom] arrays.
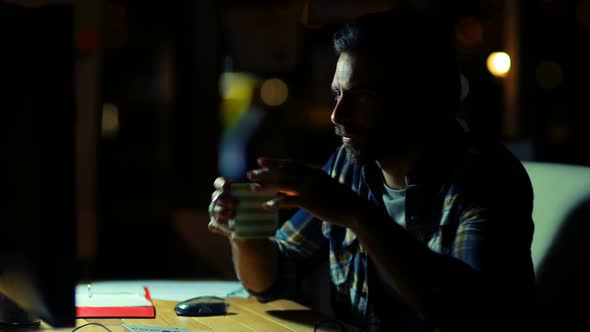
[[0, 3, 77, 327]]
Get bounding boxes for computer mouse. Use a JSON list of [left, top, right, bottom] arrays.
[[174, 296, 229, 316]]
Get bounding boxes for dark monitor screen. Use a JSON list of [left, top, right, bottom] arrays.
[[0, 3, 77, 328]]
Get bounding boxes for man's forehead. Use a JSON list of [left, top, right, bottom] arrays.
[[332, 52, 386, 89]]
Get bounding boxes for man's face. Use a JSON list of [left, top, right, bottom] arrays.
[[330, 52, 408, 164]]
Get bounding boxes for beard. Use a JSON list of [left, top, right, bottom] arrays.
[[335, 124, 412, 166], [344, 144, 371, 165], [335, 125, 379, 165]]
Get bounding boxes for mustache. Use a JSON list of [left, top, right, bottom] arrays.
[[335, 125, 363, 137]]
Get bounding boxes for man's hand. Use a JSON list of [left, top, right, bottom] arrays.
[[208, 178, 280, 293], [208, 177, 238, 238], [246, 158, 370, 230]]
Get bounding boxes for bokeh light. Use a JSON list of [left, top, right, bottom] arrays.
[[486, 52, 511, 78], [260, 78, 288, 106], [219, 72, 257, 127], [101, 102, 120, 138]]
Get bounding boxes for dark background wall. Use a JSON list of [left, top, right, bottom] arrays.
[[4, 0, 590, 281]]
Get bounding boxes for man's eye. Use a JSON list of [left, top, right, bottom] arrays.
[[332, 91, 341, 101]]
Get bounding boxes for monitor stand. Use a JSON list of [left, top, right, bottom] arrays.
[[0, 294, 41, 327]]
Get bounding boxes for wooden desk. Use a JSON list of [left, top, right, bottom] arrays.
[[43, 298, 337, 332]]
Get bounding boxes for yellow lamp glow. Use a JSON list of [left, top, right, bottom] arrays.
[[486, 52, 511, 78]]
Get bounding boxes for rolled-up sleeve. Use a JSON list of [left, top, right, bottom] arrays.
[[250, 209, 328, 302], [248, 151, 341, 302]]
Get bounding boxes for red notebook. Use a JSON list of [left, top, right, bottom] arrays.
[[76, 286, 155, 318]]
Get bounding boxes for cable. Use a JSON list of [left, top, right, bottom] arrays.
[[72, 322, 114, 332]]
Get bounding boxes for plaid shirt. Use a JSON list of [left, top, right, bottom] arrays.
[[256, 127, 536, 330]]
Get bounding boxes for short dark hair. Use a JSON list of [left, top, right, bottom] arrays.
[[333, 8, 461, 115]]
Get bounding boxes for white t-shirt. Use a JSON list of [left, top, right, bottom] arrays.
[[382, 182, 406, 228]]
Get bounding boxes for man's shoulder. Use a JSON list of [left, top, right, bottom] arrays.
[[446, 133, 533, 200]]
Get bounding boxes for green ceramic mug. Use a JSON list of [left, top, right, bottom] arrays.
[[211, 183, 278, 239]]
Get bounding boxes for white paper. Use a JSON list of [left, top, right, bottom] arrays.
[[122, 324, 190, 332], [76, 294, 152, 307], [76, 280, 248, 303], [76, 285, 152, 307]]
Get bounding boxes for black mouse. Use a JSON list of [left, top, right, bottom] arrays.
[[174, 296, 229, 316]]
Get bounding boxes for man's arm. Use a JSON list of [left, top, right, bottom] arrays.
[[208, 178, 281, 295], [229, 238, 279, 294], [228, 209, 328, 301], [352, 193, 534, 331], [248, 156, 535, 330], [352, 211, 480, 324], [211, 150, 341, 301], [209, 179, 330, 301]]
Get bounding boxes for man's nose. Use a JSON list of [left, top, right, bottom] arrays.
[[330, 97, 351, 126]]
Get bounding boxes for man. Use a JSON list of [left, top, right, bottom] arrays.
[[209, 9, 536, 332]]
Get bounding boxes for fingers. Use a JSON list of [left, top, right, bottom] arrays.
[[209, 177, 238, 239], [263, 195, 303, 210], [208, 219, 232, 237], [251, 158, 317, 189], [251, 184, 282, 195], [253, 185, 298, 197], [246, 168, 279, 185], [211, 189, 222, 200], [210, 192, 237, 218], [211, 190, 238, 206], [246, 166, 301, 192], [210, 176, 238, 223], [256, 157, 292, 168], [214, 177, 232, 191], [208, 193, 234, 238]]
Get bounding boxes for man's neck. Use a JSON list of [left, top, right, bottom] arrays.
[[376, 139, 427, 190], [377, 158, 414, 190]]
